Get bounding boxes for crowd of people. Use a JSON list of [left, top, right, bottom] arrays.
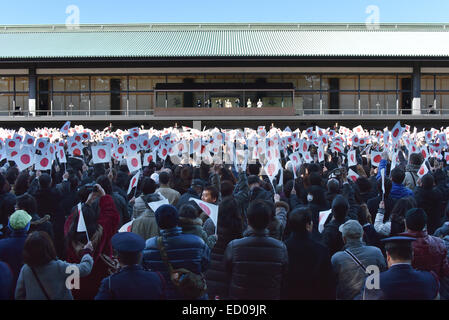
[[0, 122, 449, 300]]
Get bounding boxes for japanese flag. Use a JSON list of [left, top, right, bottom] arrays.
[[264, 159, 281, 188], [189, 198, 218, 234], [303, 152, 313, 163], [69, 143, 83, 157], [119, 220, 134, 233], [129, 127, 140, 139], [13, 147, 35, 171], [60, 121, 71, 135], [80, 131, 91, 141], [35, 138, 49, 153], [91, 145, 111, 164], [417, 162, 429, 179], [126, 154, 142, 173], [127, 170, 141, 195], [5, 138, 20, 152], [348, 150, 357, 167], [158, 145, 169, 160], [35, 154, 52, 171], [56, 146, 67, 164], [318, 209, 332, 233], [421, 146, 429, 161], [115, 144, 126, 158], [192, 138, 202, 155], [371, 151, 383, 167], [125, 139, 140, 155], [391, 121, 403, 142], [347, 169, 360, 183], [143, 151, 157, 167], [317, 145, 325, 163], [149, 136, 161, 150], [23, 134, 35, 147]]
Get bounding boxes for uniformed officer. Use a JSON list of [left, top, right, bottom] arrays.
[[362, 236, 440, 300], [95, 232, 166, 300]]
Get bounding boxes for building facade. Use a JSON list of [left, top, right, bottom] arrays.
[[1, 23, 449, 127]]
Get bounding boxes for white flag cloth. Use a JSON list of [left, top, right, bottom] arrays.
[[119, 219, 134, 233], [60, 121, 71, 135], [148, 199, 170, 212], [348, 150, 357, 167], [127, 154, 142, 173], [127, 170, 141, 195], [347, 169, 360, 182], [417, 162, 429, 179], [189, 198, 218, 234], [91, 145, 111, 164], [13, 147, 35, 171], [318, 209, 332, 233], [77, 203, 87, 232]]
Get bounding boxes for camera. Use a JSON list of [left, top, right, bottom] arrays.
[[83, 183, 99, 193]]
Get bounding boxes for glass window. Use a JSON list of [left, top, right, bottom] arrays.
[[296, 75, 320, 90], [0, 93, 13, 112], [323, 75, 358, 91], [295, 92, 320, 114], [360, 93, 397, 115], [91, 77, 110, 92], [360, 75, 396, 91], [0, 77, 13, 92], [339, 92, 358, 114], [15, 77, 29, 92], [437, 76, 449, 91], [421, 75, 435, 91]]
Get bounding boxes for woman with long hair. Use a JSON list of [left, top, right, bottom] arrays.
[[64, 183, 120, 300], [205, 196, 243, 300], [15, 231, 93, 300]]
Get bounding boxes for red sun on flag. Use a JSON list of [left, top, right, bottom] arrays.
[[73, 148, 81, 156], [199, 203, 211, 216], [162, 149, 167, 157], [21, 154, 30, 165], [27, 139, 33, 145], [419, 167, 425, 175], [393, 129, 400, 137], [40, 158, 49, 167], [130, 144, 137, 151], [373, 155, 382, 163], [154, 140, 160, 146], [98, 149, 106, 159], [75, 136, 81, 142], [8, 141, 15, 148], [267, 163, 275, 176], [118, 147, 124, 154], [11, 151, 17, 157], [131, 158, 138, 167], [147, 155, 153, 163]]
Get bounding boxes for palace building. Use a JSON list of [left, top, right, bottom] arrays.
[[1, 23, 449, 128]]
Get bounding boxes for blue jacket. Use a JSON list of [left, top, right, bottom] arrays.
[[0, 230, 28, 287], [376, 159, 413, 200], [0, 261, 13, 300], [390, 182, 414, 200], [363, 264, 439, 300], [142, 227, 210, 300], [95, 265, 166, 300]]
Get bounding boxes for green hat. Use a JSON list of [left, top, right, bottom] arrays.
[[9, 210, 32, 230]]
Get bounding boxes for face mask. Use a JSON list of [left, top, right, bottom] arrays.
[[307, 194, 314, 202]]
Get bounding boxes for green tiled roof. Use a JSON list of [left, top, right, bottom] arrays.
[[1, 23, 449, 58]]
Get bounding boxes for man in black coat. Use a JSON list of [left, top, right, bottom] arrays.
[[176, 179, 204, 210], [414, 174, 444, 235], [321, 195, 350, 257], [224, 200, 288, 300], [282, 207, 335, 299], [27, 172, 62, 220], [0, 173, 16, 236]]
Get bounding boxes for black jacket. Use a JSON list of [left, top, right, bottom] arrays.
[[205, 224, 242, 300], [321, 217, 349, 257], [224, 229, 288, 300], [414, 186, 444, 235], [176, 188, 200, 210], [282, 232, 336, 299]]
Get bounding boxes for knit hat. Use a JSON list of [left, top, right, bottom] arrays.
[[155, 204, 179, 229], [8, 210, 32, 231], [339, 219, 363, 239]]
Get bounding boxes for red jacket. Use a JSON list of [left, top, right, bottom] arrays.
[[64, 195, 120, 300], [401, 230, 449, 279]]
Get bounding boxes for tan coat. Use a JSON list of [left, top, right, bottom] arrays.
[[156, 185, 181, 206]]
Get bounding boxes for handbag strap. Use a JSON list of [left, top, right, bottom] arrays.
[[157, 237, 174, 274], [30, 267, 51, 300], [344, 249, 367, 272]]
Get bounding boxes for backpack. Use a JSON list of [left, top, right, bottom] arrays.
[[157, 237, 207, 299]]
